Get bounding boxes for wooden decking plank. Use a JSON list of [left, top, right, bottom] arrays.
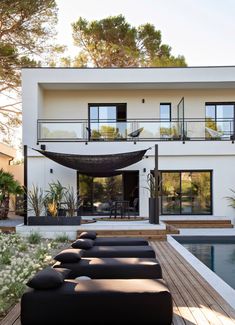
[[0, 304, 20, 325], [164, 241, 235, 320], [157, 241, 235, 325], [153, 242, 215, 325], [156, 253, 195, 325], [156, 242, 232, 325], [152, 241, 207, 325], [152, 241, 235, 325]]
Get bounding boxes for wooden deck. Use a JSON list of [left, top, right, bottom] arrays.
[[1, 241, 235, 325], [150, 241, 235, 325]]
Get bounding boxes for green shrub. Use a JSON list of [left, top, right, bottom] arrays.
[[28, 232, 42, 244], [0, 247, 12, 265], [54, 233, 69, 243]]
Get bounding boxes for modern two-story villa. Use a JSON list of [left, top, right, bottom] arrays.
[[22, 66, 235, 224]]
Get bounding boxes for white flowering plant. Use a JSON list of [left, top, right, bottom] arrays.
[[0, 231, 68, 317]]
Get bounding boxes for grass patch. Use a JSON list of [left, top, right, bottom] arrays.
[[54, 233, 69, 243], [27, 232, 42, 244]]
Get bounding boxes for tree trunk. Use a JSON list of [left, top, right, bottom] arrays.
[[0, 197, 9, 219]]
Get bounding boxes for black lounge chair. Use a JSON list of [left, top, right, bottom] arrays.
[[80, 245, 155, 258], [53, 257, 162, 279], [93, 237, 148, 246], [78, 232, 148, 246], [21, 278, 173, 325]]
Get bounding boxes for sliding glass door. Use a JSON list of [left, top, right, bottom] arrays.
[[161, 171, 212, 215], [78, 171, 139, 215]]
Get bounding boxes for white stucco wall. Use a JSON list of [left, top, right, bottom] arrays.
[[27, 153, 235, 223]]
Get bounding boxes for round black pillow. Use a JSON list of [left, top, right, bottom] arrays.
[[71, 238, 94, 249], [79, 231, 97, 240]]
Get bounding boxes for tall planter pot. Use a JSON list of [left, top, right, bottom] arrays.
[[148, 198, 160, 224], [28, 216, 81, 226]]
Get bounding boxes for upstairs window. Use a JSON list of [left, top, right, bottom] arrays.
[[205, 103, 234, 139], [88, 103, 126, 140], [160, 103, 171, 120], [160, 103, 172, 138]]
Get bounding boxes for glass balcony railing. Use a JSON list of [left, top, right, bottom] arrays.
[[37, 118, 235, 142]]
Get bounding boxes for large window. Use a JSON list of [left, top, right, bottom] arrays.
[[88, 103, 126, 140], [161, 171, 212, 215], [205, 103, 234, 139]]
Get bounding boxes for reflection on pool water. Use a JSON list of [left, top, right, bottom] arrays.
[[182, 242, 235, 289]]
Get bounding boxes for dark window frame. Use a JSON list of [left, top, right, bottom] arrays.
[[88, 103, 127, 122], [160, 169, 213, 216], [160, 103, 172, 121]]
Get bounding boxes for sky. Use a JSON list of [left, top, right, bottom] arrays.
[[56, 0, 235, 66]]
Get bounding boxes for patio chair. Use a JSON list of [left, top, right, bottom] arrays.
[[128, 127, 144, 143], [205, 127, 223, 139]]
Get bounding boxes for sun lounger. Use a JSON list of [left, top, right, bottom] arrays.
[[21, 276, 172, 325], [80, 245, 155, 258], [53, 257, 162, 279]]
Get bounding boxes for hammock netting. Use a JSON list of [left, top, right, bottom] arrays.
[[35, 148, 149, 177]]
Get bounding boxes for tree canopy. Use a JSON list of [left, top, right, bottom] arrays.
[[0, 0, 59, 143], [71, 15, 186, 67]]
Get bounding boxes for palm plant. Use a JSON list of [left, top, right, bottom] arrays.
[[27, 185, 45, 217], [64, 186, 79, 217], [144, 173, 161, 198], [225, 189, 235, 208], [0, 169, 23, 219], [45, 181, 66, 217]]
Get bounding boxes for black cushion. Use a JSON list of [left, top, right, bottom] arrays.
[[79, 231, 97, 240], [71, 238, 94, 249], [82, 246, 156, 258], [26, 267, 70, 290], [54, 249, 83, 263], [54, 257, 162, 279], [21, 279, 173, 324], [94, 237, 148, 246]]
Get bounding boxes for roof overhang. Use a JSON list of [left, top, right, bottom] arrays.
[[22, 66, 235, 91]]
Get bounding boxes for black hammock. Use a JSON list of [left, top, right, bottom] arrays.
[[34, 148, 149, 177]]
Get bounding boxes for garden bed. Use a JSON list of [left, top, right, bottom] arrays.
[[0, 231, 69, 319]]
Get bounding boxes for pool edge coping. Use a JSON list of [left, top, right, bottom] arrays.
[[167, 234, 235, 311]]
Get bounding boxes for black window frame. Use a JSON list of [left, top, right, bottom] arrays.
[[160, 170, 213, 216], [160, 103, 172, 121], [88, 103, 127, 123], [205, 102, 235, 136]]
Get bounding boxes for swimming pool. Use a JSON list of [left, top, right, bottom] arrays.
[[174, 236, 235, 289]]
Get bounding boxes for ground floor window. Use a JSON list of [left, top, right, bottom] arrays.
[[78, 171, 139, 215], [160, 170, 212, 215]]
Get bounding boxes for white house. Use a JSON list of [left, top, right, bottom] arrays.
[[22, 67, 235, 224]]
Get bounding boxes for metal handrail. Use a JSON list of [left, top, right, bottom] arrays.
[[37, 118, 235, 142]]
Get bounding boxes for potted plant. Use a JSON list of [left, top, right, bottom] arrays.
[[144, 173, 161, 224], [28, 182, 82, 225], [45, 181, 66, 217], [225, 189, 235, 208], [27, 185, 45, 217], [0, 169, 23, 219], [63, 186, 82, 225]]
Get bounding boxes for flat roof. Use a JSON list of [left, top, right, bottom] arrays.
[[22, 66, 235, 90]]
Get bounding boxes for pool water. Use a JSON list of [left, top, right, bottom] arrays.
[[182, 242, 235, 289]]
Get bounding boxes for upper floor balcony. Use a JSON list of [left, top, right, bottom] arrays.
[[37, 117, 235, 142]]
